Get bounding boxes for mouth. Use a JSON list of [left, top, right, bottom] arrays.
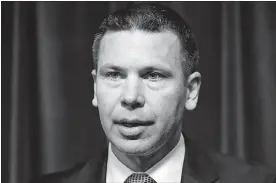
[[114, 119, 154, 139], [114, 119, 154, 127]]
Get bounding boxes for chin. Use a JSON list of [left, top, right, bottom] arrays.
[[112, 137, 158, 156]]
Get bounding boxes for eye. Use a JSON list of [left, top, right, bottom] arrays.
[[144, 71, 166, 81], [105, 71, 124, 80]]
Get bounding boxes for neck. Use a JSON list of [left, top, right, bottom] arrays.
[[111, 129, 182, 172]]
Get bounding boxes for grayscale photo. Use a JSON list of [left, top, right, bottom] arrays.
[[2, 1, 276, 183]]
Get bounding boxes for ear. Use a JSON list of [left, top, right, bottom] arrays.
[[185, 72, 201, 111], [91, 69, 98, 107]]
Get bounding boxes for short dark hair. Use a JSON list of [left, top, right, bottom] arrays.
[[92, 3, 199, 77]]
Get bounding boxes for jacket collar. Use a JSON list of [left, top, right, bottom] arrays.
[[73, 149, 108, 183], [81, 136, 219, 183], [181, 136, 219, 183]]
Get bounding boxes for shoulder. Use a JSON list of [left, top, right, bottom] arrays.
[[30, 149, 108, 183], [211, 151, 276, 183], [30, 161, 88, 183], [184, 137, 276, 183]]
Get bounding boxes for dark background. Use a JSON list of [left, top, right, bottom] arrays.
[[2, 2, 276, 183]]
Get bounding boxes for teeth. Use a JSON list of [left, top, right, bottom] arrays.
[[122, 123, 139, 127]]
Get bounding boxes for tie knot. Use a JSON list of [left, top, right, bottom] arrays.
[[124, 173, 157, 183]]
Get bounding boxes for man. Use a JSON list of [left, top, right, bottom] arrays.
[[33, 3, 275, 183]]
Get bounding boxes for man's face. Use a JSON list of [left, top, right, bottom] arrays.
[[93, 30, 196, 156]]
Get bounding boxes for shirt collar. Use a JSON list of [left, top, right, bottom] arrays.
[[106, 134, 185, 183]]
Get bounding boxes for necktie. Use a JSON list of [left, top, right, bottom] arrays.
[[124, 173, 157, 183]]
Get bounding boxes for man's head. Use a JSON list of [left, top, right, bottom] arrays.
[[91, 3, 201, 157]]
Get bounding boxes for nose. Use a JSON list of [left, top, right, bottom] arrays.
[[121, 75, 145, 110]]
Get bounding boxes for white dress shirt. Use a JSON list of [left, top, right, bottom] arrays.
[[106, 134, 185, 183]]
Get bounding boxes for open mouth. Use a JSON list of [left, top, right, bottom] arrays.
[[114, 119, 154, 139], [114, 120, 154, 127]]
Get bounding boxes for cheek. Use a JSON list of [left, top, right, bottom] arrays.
[[148, 84, 185, 111], [149, 91, 185, 126], [96, 84, 120, 117]]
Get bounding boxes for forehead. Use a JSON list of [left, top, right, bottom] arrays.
[[98, 30, 182, 68]]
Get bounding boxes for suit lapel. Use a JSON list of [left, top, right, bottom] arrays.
[[181, 136, 219, 183], [95, 148, 108, 183], [80, 137, 219, 183], [70, 148, 108, 183]]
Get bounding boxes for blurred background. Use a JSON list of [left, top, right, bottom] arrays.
[[2, 1, 276, 183]]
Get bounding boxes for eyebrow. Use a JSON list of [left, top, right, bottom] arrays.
[[99, 62, 173, 74], [99, 63, 126, 72], [140, 66, 172, 75]]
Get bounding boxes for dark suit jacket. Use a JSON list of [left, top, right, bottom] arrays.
[[32, 138, 276, 183]]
